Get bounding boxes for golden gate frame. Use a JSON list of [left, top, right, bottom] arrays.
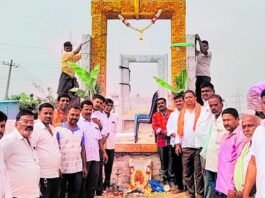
[[91, 0, 186, 95]]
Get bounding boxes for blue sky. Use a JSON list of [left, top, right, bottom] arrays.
[[1, 0, 265, 112]]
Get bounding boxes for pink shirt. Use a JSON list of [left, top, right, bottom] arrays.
[[216, 125, 247, 195]]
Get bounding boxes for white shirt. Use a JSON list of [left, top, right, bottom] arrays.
[[78, 116, 102, 161], [195, 102, 213, 147], [29, 120, 61, 178], [205, 115, 227, 172], [250, 124, 265, 197], [56, 124, 84, 174], [195, 51, 212, 77], [0, 129, 40, 198], [92, 110, 109, 137], [105, 112, 118, 150], [0, 148, 11, 198], [175, 110, 199, 148], [167, 109, 180, 146]]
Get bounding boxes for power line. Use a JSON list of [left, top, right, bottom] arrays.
[[2, 59, 19, 99], [0, 42, 56, 51], [231, 87, 244, 113]]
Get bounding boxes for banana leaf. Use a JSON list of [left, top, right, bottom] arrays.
[[171, 42, 193, 47], [68, 62, 91, 87], [153, 76, 177, 93], [68, 62, 100, 99], [90, 65, 100, 87], [174, 69, 188, 93], [70, 87, 88, 98]]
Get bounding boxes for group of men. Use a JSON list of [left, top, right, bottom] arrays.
[[152, 81, 265, 198], [0, 93, 117, 198]]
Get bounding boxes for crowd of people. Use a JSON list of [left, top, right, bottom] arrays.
[[1, 37, 264, 198], [0, 94, 117, 198], [152, 82, 265, 198]]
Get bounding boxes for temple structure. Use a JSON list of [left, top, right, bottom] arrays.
[[91, 0, 186, 95]]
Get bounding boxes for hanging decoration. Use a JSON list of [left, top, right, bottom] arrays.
[[118, 9, 163, 40], [171, 42, 194, 47]]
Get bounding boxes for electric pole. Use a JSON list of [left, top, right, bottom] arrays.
[[231, 87, 244, 113], [2, 59, 19, 99]]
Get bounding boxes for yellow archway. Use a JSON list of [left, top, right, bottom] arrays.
[[91, 0, 186, 95]]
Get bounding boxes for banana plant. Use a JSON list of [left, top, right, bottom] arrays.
[[154, 69, 188, 94], [68, 61, 100, 99]]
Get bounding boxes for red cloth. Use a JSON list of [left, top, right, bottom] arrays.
[[152, 109, 173, 147]]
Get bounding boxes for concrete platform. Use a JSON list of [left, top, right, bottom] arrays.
[[115, 128, 157, 153]]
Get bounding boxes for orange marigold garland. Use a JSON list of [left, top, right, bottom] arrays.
[[118, 9, 163, 40]]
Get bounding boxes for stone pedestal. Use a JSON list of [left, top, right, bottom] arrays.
[[111, 153, 161, 186]]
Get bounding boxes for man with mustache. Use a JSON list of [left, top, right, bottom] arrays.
[[152, 98, 173, 185], [53, 94, 71, 127], [201, 94, 227, 197], [29, 103, 61, 198], [215, 108, 248, 197], [78, 100, 107, 198], [0, 109, 40, 197], [195, 34, 212, 106], [56, 106, 87, 198], [243, 89, 265, 198], [233, 114, 259, 197]]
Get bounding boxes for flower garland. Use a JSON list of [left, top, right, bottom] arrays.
[[118, 9, 163, 40]]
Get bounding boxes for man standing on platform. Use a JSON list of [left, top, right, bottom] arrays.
[[167, 93, 185, 192], [152, 98, 173, 185], [57, 41, 81, 98], [195, 34, 212, 106]]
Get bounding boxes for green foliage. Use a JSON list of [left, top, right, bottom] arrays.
[[171, 42, 194, 47], [68, 62, 100, 98], [153, 77, 178, 93], [174, 69, 188, 93], [154, 69, 188, 94], [9, 93, 40, 111]]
